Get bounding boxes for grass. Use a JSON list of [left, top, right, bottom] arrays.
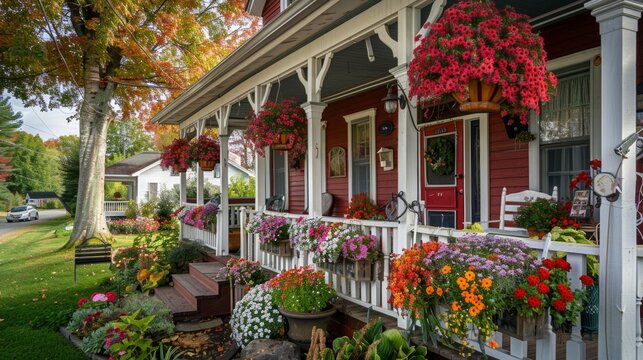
[[0, 216, 135, 359]]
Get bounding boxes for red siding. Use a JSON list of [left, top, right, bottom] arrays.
[[262, 0, 281, 24], [487, 112, 529, 227], [288, 165, 306, 213], [540, 13, 599, 61], [324, 87, 398, 216]]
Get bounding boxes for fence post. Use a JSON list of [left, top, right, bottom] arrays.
[[240, 207, 246, 259]]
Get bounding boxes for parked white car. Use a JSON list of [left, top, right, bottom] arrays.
[[6, 205, 39, 222]]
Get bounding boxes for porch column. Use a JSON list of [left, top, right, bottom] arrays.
[[585, 1, 643, 359], [196, 118, 206, 205], [215, 106, 231, 255], [248, 84, 272, 211], [302, 102, 327, 216], [179, 128, 187, 205], [220, 133, 230, 255]]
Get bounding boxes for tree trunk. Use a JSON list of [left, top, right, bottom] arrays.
[[65, 64, 114, 248]]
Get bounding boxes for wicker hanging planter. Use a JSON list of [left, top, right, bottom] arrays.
[[173, 164, 188, 173], [198, 159, 216, 171], [271, 133, 291, 151], [452, 80, 504, 113]]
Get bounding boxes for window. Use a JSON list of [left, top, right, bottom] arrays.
[[280, 0, 295, 11], [272, 150, 288, 208], [344, 109, 376, 200], [540, 68, 591, 200], [148, 183, 158, 200]]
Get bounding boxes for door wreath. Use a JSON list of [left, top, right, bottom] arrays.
[[424, 138, 455, 176]]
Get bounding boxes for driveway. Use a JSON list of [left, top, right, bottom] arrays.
[[0, 209, 69, 238]]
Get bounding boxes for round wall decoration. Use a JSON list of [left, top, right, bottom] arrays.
[[424, 137, 455, 176], [378, 121, 394, 136]]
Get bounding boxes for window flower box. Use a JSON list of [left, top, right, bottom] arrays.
[[260, 239, 293, 257], [497, 310, 546, 340]]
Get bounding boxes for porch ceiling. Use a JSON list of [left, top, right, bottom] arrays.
[[155, 0, 588, 127]]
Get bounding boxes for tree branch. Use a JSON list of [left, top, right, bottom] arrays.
[[105, 77, 180, 90], [65, 0, 87, 37]]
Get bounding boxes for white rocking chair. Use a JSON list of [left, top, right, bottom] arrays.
[[498, 186, 558, 230]]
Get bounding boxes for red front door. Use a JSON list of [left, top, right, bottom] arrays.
[[421, 121, 464, 228]]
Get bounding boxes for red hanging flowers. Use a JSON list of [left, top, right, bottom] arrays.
[[408, 0, 557, 123]]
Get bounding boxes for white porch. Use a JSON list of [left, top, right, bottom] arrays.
[[156, 0, 643, 358]]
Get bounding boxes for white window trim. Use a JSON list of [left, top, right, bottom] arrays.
[[529, 47, 601, 190], [280, 0, 291, 12], [344, 108, 377, 201], [272, 150, 289, 210]]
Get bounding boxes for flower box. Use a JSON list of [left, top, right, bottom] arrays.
[[497, 310, 546, 340], [260, 239, 293, 257], [337, 257, 384, 282], [315, 261, 336, 273]]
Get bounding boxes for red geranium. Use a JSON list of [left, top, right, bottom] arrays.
[[527, 296, 541, 308], [542, 258, 555, 269], [514, 288, 527, 300], [346, 193, 384, 220], [77, 297, 88, 307], [190, 134, 221, 163], [105, 291, 116, 302], [160, 138, 192, 171], [537, 283, 550, 295], [553, 299, 567, 312], [538, 268, 550, 280], [527, 275, 540, 286], [579, 275, 594, 286]]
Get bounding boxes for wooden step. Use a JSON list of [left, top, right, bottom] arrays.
[[172, 273, 217, 309], [154, 287, 198, 321], [188, 262, 227, 292]]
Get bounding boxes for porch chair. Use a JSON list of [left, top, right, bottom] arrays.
[[498, 186, 558, 230], [300, 192, 334, 216], [265, 194, 286, 212]]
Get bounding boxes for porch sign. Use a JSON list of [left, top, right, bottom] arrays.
[[570, 190, 590, 218]]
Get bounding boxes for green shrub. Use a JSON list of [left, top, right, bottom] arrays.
[[122, 294, 174, 337], [140, 198, 158, 218], [42, 199, 63, 209], [125, 200, 139, 219], [133, 228, 179, 264], [167, 242, 203, 273], [156, 188, 178, 222], [228, 175, 255, 198]]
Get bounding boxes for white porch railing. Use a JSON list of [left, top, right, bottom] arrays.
[[240, 209, 400, 319], [180, 202, 255, 253], [237, 209, 643, 359], [104, 201, 129, 217]]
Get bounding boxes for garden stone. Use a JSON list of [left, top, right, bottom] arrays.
[[240, 339, 300, 360]]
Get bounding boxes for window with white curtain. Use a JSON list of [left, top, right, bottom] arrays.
[[540, 68, 591, 201]]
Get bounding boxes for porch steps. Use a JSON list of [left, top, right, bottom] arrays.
[[154, 259, 232, 322]]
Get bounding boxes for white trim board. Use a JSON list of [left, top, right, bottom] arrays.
[[344, 108, 377, 202]]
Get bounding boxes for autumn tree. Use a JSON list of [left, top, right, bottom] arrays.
[[0, 1, 258, 246]]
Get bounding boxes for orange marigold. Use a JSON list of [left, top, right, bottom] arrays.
[[426, 286, 435, 295], [441, 265, 452, 274], [481, 278, 492, 289], [464, 271, 476, 281]]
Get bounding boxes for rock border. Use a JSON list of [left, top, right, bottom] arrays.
[[59, 327, 108, 360]]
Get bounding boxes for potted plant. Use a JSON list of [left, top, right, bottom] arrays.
[[408, 0, 557, 124], [341, 232, 381, 281], [219, 257, 266, 309], [267, 265, 336, 342], [201, 202, 219, 232], [160, 138, 192, 173], [288, 216, 327, 253], [346, 193, 384, 220], [190, 134, 220, 171], [508, 257, 592, 339], [514, 198, 579, 238], [245, 99, 307, 166], [502, 115, 529, 139]]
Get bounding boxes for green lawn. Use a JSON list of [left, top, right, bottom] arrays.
[[0, 217, 135, 359]]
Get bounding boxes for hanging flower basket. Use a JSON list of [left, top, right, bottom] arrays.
[[190, 134, 220, 171], [245, 99, 307, 166], [452, 80, 504, 112], [408, 0, 558, 124], [502, 115, 529, 139], [160, 138, 192, 172]]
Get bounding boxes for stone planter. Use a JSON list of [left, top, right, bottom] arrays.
[[497, 310, 546, 340], [260, 239, 293, 257], [452, 79, 504, 113], [279, 306, 337, 343]]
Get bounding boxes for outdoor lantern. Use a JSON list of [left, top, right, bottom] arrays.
[[377, 147, 394, 171], [382, 86, 399, 114]]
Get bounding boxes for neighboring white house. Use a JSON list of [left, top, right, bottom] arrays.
[[104, 151, 254, 217], [25, 192, 62, 208]]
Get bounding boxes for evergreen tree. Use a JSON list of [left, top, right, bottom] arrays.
[[0, 98, 22, 204]]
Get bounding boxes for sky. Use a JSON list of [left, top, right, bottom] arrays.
[[8, 97, 79, 140]]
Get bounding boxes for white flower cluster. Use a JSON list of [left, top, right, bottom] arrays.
[[288, 217, 323, 252], [246, 212, 265, 234], [313, 224, 360, 263], [230, 284, 284, 347]]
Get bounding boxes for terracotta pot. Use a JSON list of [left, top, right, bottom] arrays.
[[199, 159, 216, 171], [173, 165, 188, 173], [271, 133, 291, 151], [279, 306, 337, 342], [452, 79, 504, 113]]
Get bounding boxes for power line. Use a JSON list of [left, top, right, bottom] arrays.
[[31, 110, 57, 137], [20, 123, 58, 138]]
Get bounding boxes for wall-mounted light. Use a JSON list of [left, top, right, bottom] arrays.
[[377, 147, 394, 171], [382, 84, 408, 115]]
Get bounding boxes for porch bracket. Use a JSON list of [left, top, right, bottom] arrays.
[[214, 105, 231, 132], [315, 52, 334, 96], [247, 83, 272, 113], [415, 0, 447, 47], [365, 37, 375, 62], [374, 26, 398, 59], [297, 53, 334, 102]]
